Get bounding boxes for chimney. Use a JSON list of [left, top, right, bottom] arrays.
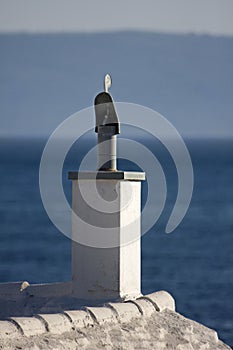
[[68, 75, 145, 300]]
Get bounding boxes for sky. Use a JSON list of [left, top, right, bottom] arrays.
[[0, 0, 232, 138], [0, 0, 233, 36]]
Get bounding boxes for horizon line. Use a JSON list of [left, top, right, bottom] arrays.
[[1, 134, 233, 141], [0, 29, 233, 39]]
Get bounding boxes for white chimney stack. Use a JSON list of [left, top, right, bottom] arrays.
[[68, 75, 145, 301]]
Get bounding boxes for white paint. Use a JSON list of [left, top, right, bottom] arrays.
[[0, 321, 20, 339], [142, 291, 176, 312], [86, 306, 117, 325], [64, 310, 94, 328], [107, 302, 141, 322], [71, 179, 142, 300], [10, 317, 46, 336], [37, 314, 72, 334]]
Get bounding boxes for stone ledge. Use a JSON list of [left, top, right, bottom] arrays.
[[0, 291, 230, 350], [0, 291, 167, 339], [0, 308, 230, 350]]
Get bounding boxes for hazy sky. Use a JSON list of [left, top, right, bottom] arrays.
[[0, 0, 233, 137], [0, 0, 233, 35]]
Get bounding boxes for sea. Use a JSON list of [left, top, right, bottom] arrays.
[[0, 136, 232, 346]]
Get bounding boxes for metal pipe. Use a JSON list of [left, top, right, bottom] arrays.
[[97, 126, 117, 171], [94, 74, 120, 171]]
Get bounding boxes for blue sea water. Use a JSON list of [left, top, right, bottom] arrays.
[[0, 137, 232, 346]]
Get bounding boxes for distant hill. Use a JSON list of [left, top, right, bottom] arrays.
[[0, 32, 232, 137]]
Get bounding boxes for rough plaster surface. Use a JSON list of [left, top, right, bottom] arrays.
[[0, 291, 231, 350], [0, 310, 230, 350]]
